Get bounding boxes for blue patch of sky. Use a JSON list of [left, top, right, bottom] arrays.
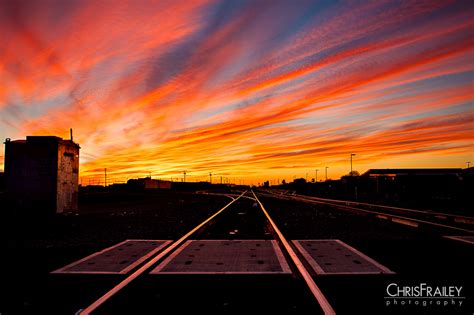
[[185, 94, 274, 126], [290, 111, 372, 132], [85, 55, 132, 90], [142, 31, 207, 92], [42, 0, 82, 36], [387, 70, 474, 95], [416, 0, 474, 29], [143, 1, 248, 92], [344, 70, 474, 112], [258, 0, 336, 51], [320, 71, 474, 125], [203, 1, 336, 91], [203, 49, 254, 91], [388, 101, 473, 126], [2, 91, 71, 120], [264, 75, 312, 97]]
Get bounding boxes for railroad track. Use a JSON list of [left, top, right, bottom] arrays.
[[78, 190, 336, 315], [260, 189, 474, 234]]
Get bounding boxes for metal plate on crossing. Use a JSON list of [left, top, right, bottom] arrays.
[[150, 240, 291, 274], [52, 240, 171, 274], [293, 240, 394, 275]]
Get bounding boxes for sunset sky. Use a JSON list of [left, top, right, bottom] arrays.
[[1, 0, 473, 185]]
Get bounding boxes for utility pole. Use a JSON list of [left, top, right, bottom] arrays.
[[315, 169, 318, 182], [104, 168, 107, 187], [183, 170, 186, 183], [467, 162, 471, 168], [325, 166, 329, 181], [350, 153, 356, 175]]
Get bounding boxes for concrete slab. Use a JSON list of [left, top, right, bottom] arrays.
[[293, 240, 394, 275], [151, 240, 291, 274], [443, 235, 474, 245], [52, 240, 171, 274]]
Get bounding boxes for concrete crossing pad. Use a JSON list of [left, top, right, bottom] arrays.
[[151, 240, 291, 274], [293, 240, 393, 275], [52, 240, 171, 274]]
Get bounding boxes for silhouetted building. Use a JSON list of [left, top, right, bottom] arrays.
[[4, 136, 80, 214], [362, 168, 463, 177], [357, 168, 468, 210], [127, 178, 171, 189]]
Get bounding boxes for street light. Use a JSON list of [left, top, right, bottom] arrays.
[[325, 166, 329, 181], [209, 172, 212, 184], [315, 169, 318, 182], [467, 162, 471, 168], [350, 153, 356, 175]]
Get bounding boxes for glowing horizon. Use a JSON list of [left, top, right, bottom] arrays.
[[1, 0, 473, 185]]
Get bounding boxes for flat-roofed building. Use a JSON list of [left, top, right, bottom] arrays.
[[362, 168, 463, 177], [127, 178, 171, 189], [4, 136, 80, 214]]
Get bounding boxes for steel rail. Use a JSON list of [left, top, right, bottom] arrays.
[[251, 190, 336, 315], [265, 189, 473, 222], [282, 194, 474, 234], [80, 191, 247, 314]]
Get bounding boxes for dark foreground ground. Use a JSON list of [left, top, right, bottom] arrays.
[[1, 191, 230, 314], [0, 189, 472, 314]]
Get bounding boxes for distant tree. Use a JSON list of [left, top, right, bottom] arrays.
[[282, 179, 286, 185], [311, 178, 315, 183], [263, 180, 270, 187], [293, 178, 306, 185], [347, 170, 360, 177]]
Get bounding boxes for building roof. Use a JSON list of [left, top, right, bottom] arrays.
[[5, 136, 80, 148]]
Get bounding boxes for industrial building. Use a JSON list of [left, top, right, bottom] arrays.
[[127, 178, 171, 189], [361, 168, 463, 177], [4, 135, 80, 214]]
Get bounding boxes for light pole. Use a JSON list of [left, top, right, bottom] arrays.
[[350, 153, 356, 175], [209, 172, 212, 184], [325, 166, 328, 181], [183, 170, 186, 183], [315, 169, 318, 182], [104, 168, 107, 187], [467, 162, 471, 168]]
